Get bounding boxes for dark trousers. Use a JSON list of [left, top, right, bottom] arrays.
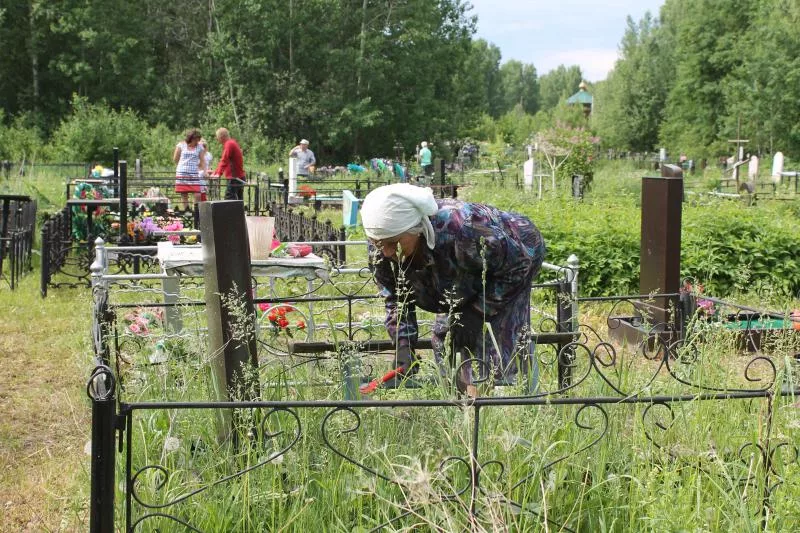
[[225, 178, 245, 201]]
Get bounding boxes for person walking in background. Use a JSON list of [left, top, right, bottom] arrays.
[[419, 141, 433, 177], [289, 139, 316, 178], [173, 129, 206, 212], [211, 127, 246, 201]]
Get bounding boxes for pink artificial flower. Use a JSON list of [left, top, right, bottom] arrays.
[[258, 303, 271, 313], [128, 323, 141, 334], [697, 299, 715, 316]]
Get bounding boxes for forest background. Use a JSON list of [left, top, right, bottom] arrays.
[[0, 0, 799, 165]]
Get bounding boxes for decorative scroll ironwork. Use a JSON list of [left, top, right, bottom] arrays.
[[86, 259, 800, 532]]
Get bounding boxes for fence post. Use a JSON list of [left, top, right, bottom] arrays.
[[40, 220, 50, 297], [118, 161, 128, 245], [88, 365, 117, 533], [567, 254, 580, 332], [679, 289, 695, 342], [281, 172, 289, 208], [339, 227, 347, 265], [556, 280, 575, 389], [91, 238, 111, 364]]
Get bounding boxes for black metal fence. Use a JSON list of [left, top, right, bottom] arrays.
[[260, 173, 458, 211], [0, 195, 37, 289], [84, 256, 800, 532]]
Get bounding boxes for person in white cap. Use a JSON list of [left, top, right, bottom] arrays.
[[360, 183, 546, 393], [289, 139, 316, 177]]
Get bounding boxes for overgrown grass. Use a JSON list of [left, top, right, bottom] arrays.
[[2, 161, 799, 531], [108, 278, 800, 531]]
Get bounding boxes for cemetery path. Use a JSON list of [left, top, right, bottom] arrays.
[[0, 286, 90, 531]]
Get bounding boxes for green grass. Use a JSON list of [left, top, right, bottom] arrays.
[[2, 162, 800, 531]]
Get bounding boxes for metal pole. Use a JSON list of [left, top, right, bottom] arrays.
[[118, 161, 128, 245], [88, 366, 117, 533], [40, 221, 50, 297], [556, 281, 575, 389]]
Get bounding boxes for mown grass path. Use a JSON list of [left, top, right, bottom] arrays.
[[0, 277, 90, 531]]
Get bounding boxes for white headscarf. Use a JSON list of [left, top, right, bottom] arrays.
[[360, 184, 439, 249]]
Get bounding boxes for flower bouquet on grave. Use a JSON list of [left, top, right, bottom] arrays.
[[681, 280, 717, 319], [259, 304, 306, 338], [298, 184, 317, 199], [122, 306, 164, 337], [71, 181, 113, 241], [126, 216, 159, 243]]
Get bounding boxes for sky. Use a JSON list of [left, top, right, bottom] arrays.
[[467, 0, 665, 82]]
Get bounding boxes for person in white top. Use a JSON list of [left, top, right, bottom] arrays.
[[173, 129, 206, 211], [289, 139, 316, 177]]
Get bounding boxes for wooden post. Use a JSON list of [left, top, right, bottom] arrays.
[[639, 164, 683, 324], [200, 201, 260, 443]]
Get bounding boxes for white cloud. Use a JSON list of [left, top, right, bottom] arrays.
[[468, 0, 664, 82]]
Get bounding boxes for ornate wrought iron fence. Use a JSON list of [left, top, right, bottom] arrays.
[[85, 249, 800, 532], [0, 195, 37, 289]]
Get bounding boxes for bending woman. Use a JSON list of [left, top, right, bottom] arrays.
[[361, 184, 546, 389]]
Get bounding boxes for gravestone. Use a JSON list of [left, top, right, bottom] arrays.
[[200, 201, 260, 443], [288, 157, 300, 203], [523, 158, 534, 191], [610, 164, 684, 346], [435, 158, 446, 186], [748, 155, 759, 181], [771, 152, 784, 184], [342, 190, 360, 227]]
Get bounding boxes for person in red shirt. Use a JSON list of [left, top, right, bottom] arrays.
[[211, 127, 246, 201]]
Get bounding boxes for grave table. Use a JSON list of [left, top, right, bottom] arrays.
[[156, 241, 329, 334]]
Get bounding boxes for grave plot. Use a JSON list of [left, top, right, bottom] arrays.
[[86, 229, 800, 531], [83, 171, 800, 531], [42, 157, 347, 295]]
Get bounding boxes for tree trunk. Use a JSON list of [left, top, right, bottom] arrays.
[[353, 0, 368, 156], [28, 1, 39, 110], [289, 0, 294, 73]]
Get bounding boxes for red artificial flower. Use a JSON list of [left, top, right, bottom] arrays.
[[278, 317, 289, 328], [296, 320, 306, 330]]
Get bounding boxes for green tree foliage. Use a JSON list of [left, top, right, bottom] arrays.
[[721, 0, 800, 155], [593, 12, 672, 152], [499, 60, 540, 116], [453, 39, 503, 119], [3, 0, 800, 162], [538, 65, 583, 112], [48, 95, 152, 163]]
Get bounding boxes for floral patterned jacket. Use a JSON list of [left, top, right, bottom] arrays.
[[373, 198, 546, 354]]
